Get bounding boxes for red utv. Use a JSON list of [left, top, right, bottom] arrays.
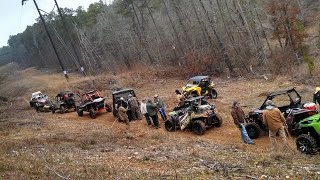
[[76, 90, 112, 119]]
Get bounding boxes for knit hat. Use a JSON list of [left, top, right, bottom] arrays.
[[265, 100, 274, 106], [265, 100, 274, 110], [233, 101, 239, 107]]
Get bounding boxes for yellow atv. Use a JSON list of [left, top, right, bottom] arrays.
[[182, 76, 217, 99]]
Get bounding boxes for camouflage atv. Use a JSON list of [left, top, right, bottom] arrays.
[[165, 96, 222, 135]]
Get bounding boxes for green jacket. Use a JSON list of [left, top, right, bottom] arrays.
[[146, 101, 158, 116], [155, 98, 164, 108]]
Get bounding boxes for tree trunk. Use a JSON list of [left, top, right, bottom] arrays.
[[198, 0, 235, 76]]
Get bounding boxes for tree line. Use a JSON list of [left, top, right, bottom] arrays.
[[0, 0, 319, 77]]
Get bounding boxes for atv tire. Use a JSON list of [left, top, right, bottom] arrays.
[[89, 109, 96, 119], [296, 134, 317, 154], [209, 89, 217, 99], [51, 105, 56, 114], [165, 119, 176, 132], [191, 92, 198, 97], [105, 104, 112, 112], [214, 114, 223, 127], [77, 108, 83, 117], [66, 97, 75, 106], [245, 123, 261, 139], [60, 106, 65, 114], [192, 120, 206, 135]]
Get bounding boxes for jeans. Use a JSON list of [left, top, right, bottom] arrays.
[[159, 107, 167, 121], [239, 124, 253, 144]]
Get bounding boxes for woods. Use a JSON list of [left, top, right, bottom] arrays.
[[0, 0, 319, 76]]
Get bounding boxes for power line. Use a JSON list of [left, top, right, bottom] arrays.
[[22, 0, 69, 81]]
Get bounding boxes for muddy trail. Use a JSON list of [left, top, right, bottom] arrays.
[[0, 65, 319, 179]]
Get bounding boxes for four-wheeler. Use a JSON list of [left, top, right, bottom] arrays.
[[29, 91, 45, 107], [165, 96, 223, 135], [76, 90, 112, 119], [51, 91, 76, 114], [245, 88, 317, 139], [294, 113, 320, 154], [29, 91, 52, 112], [111, 88, 136, 120], [182, 76, 217, 99]]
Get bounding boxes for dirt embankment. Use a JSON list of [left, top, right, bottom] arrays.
[[0, 64, 319, 179]]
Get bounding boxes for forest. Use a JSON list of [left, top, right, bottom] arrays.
[[0, 0, 319, 77]]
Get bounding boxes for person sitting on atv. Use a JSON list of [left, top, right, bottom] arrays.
[[313, 87, 320, 105], [290, 97, 301, 108], [199, 80, 210, 94], [175, 89, 185, 107]]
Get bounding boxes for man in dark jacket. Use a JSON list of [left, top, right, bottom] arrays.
[[146, 99, 160, 128], [313, 87, 320, 105], [231, 101, 253, 145]]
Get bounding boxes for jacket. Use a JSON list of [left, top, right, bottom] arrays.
[[155, 98, 164, 108], [118, 106, 128, 121], [140, 102, 148, 114], [231, 106, 245, 127], [146, 101, 158, 116], [313, 89, 320, 104], [262, 107, 286, 131], [128, 97, 139, 108]]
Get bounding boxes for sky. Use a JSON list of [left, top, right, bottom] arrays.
[[0, 0, 111, 48]]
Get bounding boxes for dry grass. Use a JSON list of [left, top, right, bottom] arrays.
[[0, 65, 320, 179]]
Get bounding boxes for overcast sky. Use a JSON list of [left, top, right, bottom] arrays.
[[0, 0, 112, 48]]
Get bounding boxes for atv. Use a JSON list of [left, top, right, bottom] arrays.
[[165, 96, 222, 135], [51, 91, 76, 114], [29, 91, 52, 112], [76, 90, 112, 119], [111, 88, 136, 120], [294, 113, 320, 154], [182, 76, 217, 99], [245, 88, 317, 139]]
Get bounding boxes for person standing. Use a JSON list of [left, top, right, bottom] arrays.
[[140, 99, 151, 126], [262, 100, 289, 152], [118, 102, 130, 128], [313, 87, 320, 105], [154, 94, 167, 121], [231, 101, 254, 145], [128, 94, 142, 120], [146, 99, 160, 128]]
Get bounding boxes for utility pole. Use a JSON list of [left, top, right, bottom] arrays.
[[53, 0, 86, 76], [22, 0, 69, 81]]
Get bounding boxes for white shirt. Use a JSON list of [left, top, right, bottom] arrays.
[[140, 102, 147, 114]]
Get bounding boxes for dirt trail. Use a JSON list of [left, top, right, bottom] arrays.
[[1, 67, 319, 179]]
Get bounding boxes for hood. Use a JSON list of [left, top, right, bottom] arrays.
[[183, 84, 195, 90]]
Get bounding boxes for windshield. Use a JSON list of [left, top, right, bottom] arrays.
[[113, 90, 135, 101], [186, 79, 199, 86]]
